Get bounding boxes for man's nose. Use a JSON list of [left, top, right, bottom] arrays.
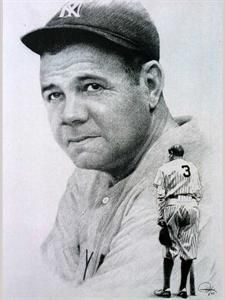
[[61, 95, 88, 125]]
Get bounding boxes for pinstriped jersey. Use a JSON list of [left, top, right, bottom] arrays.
[[153, 158, 202, 201]]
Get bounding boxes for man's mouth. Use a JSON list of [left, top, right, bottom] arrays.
[[67, 136, 99, 145]]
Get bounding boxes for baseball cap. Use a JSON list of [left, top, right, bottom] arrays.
[[21, 0, 160, 60]]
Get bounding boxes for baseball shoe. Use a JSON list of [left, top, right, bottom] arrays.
[[154, 289, 171, 298], [177, 288, 188, 298]]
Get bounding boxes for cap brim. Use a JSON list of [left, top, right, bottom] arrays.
[[21, 25, 141, 55]]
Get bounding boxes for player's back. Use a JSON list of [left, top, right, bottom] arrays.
[[161, 158, 201, 197]]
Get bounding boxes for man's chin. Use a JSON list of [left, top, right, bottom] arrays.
[[70, 153, 109, 171]]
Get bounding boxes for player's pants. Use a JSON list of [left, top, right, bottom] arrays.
[[163, 197, 200, 260]]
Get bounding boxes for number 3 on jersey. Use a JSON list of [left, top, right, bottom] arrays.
[[182, 165, 191, 177]]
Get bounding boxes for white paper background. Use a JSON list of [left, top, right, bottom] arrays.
[[3, 0, 224, 298]]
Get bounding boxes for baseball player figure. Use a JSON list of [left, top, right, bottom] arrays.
[[153, 145, 202, 298]]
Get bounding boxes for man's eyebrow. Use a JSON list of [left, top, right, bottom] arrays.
[[76, 73, 108, 82], [41, 75, 109, 94], [41, 84, 58, 94]]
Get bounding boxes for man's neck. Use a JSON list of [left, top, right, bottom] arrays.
[[170, 156, 183, 161], [146, 97, 178, 146], [109, 98, 178, 183]]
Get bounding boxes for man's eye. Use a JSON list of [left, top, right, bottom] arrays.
[[84, 83, 103, 93], [47, 92, 63, 102]]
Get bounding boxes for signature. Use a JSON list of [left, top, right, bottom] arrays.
[[198, 282, 217, 296]]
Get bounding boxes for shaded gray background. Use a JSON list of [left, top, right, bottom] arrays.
[[3, 0, 224, 299]]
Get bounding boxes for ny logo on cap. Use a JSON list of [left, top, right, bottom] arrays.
[[59, 0, 82, 18]]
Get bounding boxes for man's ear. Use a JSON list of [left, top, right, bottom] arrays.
[[142, 60, 164, 110]]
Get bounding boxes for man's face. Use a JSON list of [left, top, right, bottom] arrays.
[[40, 43, 151, 172]]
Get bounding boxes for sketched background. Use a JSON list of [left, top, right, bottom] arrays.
[[3, 0, 224, 298]]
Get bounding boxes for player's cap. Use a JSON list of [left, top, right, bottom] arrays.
[[168, 145, 184, 157], [21, 0, 160, 60]]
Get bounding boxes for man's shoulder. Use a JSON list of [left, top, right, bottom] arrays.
[[158, 159, 183, 174], [170, 116, 211, 164], [129, 116, 210, 187]]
